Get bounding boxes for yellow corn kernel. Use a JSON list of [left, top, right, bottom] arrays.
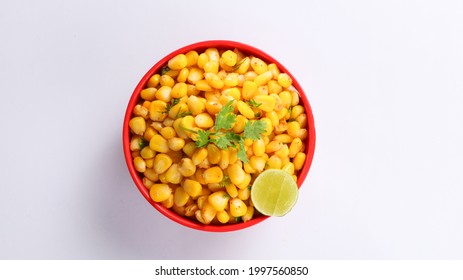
[[251, 139, 265, 157], [131, 150, 140, 158], [290, 105, 305, 120], [149, 184, 172, 202], [149, 134, 169, 153], [205, 101, 222, 115], [223, 73, 239, 87], [158, 172, 168, 184], [176, 68, 189, 83], [147, 74, 160, 88], [160, 75, 175, 88], [184, 50, 198, 67], [217, 150, 230, 170], [204, 72, 224, 89], [279, 91, 292, 109], [169, 102, 190, 120], [164, 69, 179, 78], [221, 87, 241, 101], [227, 148, 237, 165], [182, 179, 202, 198], [167, 54, 187, 70], [225, 183, 238, 198], [254, 71, 273, 87], [270, 93, 283, 111], [207, 183, 223, 193], [151, 121, 164, 132], [145, 157, 154, 168], [144, 168, 159, 182], [236, 100, 254, 119], [274, 134, 293, 144], [133, 156, 146, 173], [130, 135, 146, 152], [203, 166, 223, 184], [161, 193, 174, 208], [173, 118, 188, 139], [133, 104, 149, 119], [159, 126, 175, 139], [187, 95, 206, 116], [276, 107, 289, 120], [192, 148, 208, 165], [268, 80, 283, 94], [242, 205, 254, 222], [219, 58, 234, 72], [275, 144, 289, 159], [264, 111, 278, 128], [204, 60, 219, 74], [256, 85, 269, 97], [235, 57, 250, 74], [200, 202, 217, 224], [217, 210, 230, 223], [282, 162, 295, 175], [250, 156, 266, 172], [170, 82, 187, 99], [140, 146, 156, 159], [184, 204, 198, 217], [153, 153, 173, 174], [208, 191, 230, 211], [142, 177, 154, 189], [243, 162, 256, 174], [204, 90, 220, 102], [167, 137, 185, 152], [287, 120, 301, 137], [291, 90, 300, 107], [182, 142, 197, 158], [229, 198, 247, 217], [195, 80, 213, 91], [231, 114, 247, 134], [244, 71, 257, 81], [205, 48, 220, 62], [140, 87, 157, 101], [196, 195, 208, 210], [172, 204, 185, 216], [143, 101, 151, 109], [274, 119, 288, 134], [268, 63, 280, 78], [265, 140, 283, 154], [187, 67, 204, 84], [207, 144, 221, 165], [288, 138, 303, 158], [165, 164, 183, 184], [293, 152, 306, 171], [259, 117, 273, 136], [194, 113, 214, 128], [298, 128, 308, 140], [197, 53, 209, 69], [178, 158, 196, 177], [250, 56, 268, 74], [174, 186, 190, 207], [237, 187, 250, 201], [266, 155, 282, 170], [227, 163, 245, 185], [278, 73, 292, 88], [167, 150, 183, 164], [129, 117, 146, 136], [143, 126, 157, 142], [180, 115, 195, 135], [221, 50, 237, 66], [154, 86, 172, 103], [253, 95, 276, 112], [236, 172, 251, 190]]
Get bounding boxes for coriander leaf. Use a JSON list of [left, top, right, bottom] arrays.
[[237, 139, 249, 163], [248, 99, 262, 108], [195, 130, 211, 147], [161, 66, 170, 75], [139, 138, 149, 149], [214, 100, 236, 131], [214, 135, 233, 149], [243, 120, 267, 140]]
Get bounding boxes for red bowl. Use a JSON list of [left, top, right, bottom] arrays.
[[123, 40, 316, 232]]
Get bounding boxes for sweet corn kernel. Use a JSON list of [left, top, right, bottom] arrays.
[[227, 163, 245, 185], [250, 156, 266, 172], [149, 134, 169, 153], [171, 82, 188, 98], [237, 100, 254, 119], [203, 166, 223, 184], [225, 183, 238, 198], [149, 100, 168, 122], [221, 50, 237, 67], [194, 113, 214, 128], [237, 187, 250, 201], [204, 72, 224, 89], [223, 73, 239, 87], [165, 164, 183, 184], [167, 54, 187, 70], [289, 138, 303, 158], [159, 126, 176, 139], [142, 177, 154, 189], [167, 137, 185, 151], [140, 146, 156, 159], [133, 156, 146, 173], [177, 68, 189, 83], [147, 74, 160, 88], [229, 198, 247, 217], [235, 57, 250, 74], [207, 144, 221, 165], [153, 153, 173, 174], [266, 155, 282, 169], [192, 148, 208, 165], [253, 95, 276, 112], [282, 162, 295, 175], [204, 61, 219, 74], [187, 95, 206, 116], [278, 73, 292, 88], [250, 57, 268, 75], [129, 117, 146, 136], [144, 168, 159, 182], [293, 152, 307, 171], [254, 71, 273, 87], [242, 205, 254, 222], [160, 75, 175, 88], [219, 150, 230, 170], [236, 172, 251, 190], [200, 202, 217, 224], [140, 87, 157, 101], [208, 191, 230, 211], [149, 184, 172, 202], [174, 186, 190, 207], [184, 204, 198, 217], [217, 210, 230, 223]]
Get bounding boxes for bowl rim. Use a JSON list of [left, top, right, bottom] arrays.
[[123, 40, 316, 232]]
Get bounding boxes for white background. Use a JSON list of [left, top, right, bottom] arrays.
[[1, 0, 462, 259]]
